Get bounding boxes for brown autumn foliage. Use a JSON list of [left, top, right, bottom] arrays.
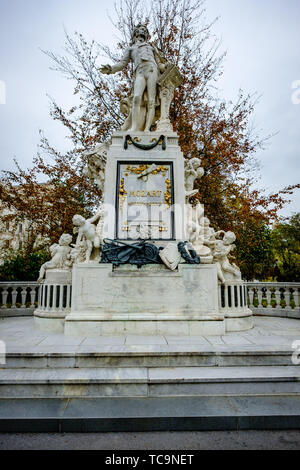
[[0, 0, 299, 276]]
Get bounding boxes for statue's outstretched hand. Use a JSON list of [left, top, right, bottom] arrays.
[[100, 64, 112, 75]]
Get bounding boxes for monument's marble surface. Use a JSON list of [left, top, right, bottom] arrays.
[[34, 23, 252, 336]]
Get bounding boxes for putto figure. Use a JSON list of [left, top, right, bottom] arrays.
[[73, 211, 103, 263], [100, 24, 182, 132], [83, 142, 109, 192], [38, 233, 73, 282], [209, 230, 241, 283], [184, 157, 204, 198]]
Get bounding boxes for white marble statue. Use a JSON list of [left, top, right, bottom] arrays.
[[70, 240, 88, 265], [72, 210, 103, 263], [184, 157, 204, 199], [38, 233, 73, 282], [202, 217, 217, 245], [100, 24, 182, 132], [186, 201, 212, 262], [209, 230, 241, 283], [83, 143, 109, 191], [95, 204, 105, 247]]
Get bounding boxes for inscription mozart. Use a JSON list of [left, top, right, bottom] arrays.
[[117, 162, 174, 240]]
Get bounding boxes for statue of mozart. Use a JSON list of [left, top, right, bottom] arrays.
[[100, 24, 182, 133]]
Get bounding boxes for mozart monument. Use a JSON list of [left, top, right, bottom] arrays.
[[34, 24, 253, 336]]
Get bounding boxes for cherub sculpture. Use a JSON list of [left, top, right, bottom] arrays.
[[83, 143, 109, 192], [185, 201, 212, 261], [72, 210, 103, 263], [184, 157, 204, 198], [70, 240, 88, 265], [38, 233, 73, 282], [210, 230, 241, 283], [202, 217, 217, 245]]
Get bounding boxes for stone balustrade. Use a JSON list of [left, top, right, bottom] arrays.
[[37, 282, 72, 313], [1, 280, 300, 321], [247, 282, 300, 319], [0, 281, 39, 317], [33, 270, 72, 333], [219, 281, 248, 313]]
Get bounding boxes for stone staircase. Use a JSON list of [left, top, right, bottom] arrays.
[[1, 348, 300, 432]]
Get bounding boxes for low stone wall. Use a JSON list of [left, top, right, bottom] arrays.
[[1, 280, 300, 321], [0, 282, 39, 318], [247, 282, 300, 319]]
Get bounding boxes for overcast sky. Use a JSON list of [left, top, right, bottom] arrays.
[[0, 0, 299, 217]]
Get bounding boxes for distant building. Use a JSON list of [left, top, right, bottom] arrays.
[[0, 208, 29, 252], [0, 207, 48, 264]]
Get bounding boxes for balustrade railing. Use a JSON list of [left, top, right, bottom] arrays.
[[0, 282, 39, 316], [247, 282, 300, 318], [1, 280, 299, 319], [218, 280, 249, 315]]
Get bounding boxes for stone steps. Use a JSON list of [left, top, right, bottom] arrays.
[[1, 366, 300, 398], [1, 395, 300, 432], [3, 349, 294, 368], [1, 315, 299, 431]]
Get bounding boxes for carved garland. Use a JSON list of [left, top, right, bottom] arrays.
[[124, 135, 166, 150]]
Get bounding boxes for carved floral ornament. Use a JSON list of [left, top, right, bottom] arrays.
[[124, 164, 168, 177]]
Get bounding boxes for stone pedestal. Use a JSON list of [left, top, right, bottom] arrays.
[[102, 131, 186, 242], [33, 130, 253, 337], [64, 263, 225, 336]]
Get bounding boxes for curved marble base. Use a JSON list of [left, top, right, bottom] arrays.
[[34, 312, 65, 334], [225, 313, 254, 332], [34, 264, 253, 337], [34, 269, 72, 334]]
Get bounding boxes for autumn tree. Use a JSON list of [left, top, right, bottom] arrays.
[[270, 213, 300, 282], [0, 0, 298, 279], [0, 144, 101, 252]]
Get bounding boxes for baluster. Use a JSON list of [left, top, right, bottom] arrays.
[[59, 284, 64, 311], [21, 286, 27, 308], [283, 286, 290, 310], [46, 285, 51, 310], [52, 285, 57, 312], [257, 287, 263, 308], [237, 285, 241, 309], [42, 285, 47, 311], [11, 289, 18, 308], [265, 286, 272, 309], [224, 284, 229, 309], [38, 285, 43, 309], [294, 288, 300, 310], [218, 285, 222, 310], [66, 285, 71, 309], [1, 288, 8, 309], [274, 287, 281, 309], [30, 287, 36, 308], [248, 287, 255, 308]]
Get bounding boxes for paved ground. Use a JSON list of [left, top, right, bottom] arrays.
[[1, 316, 300, 443], [0, 430, 300, 450], [0, 316, 300, 353]]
